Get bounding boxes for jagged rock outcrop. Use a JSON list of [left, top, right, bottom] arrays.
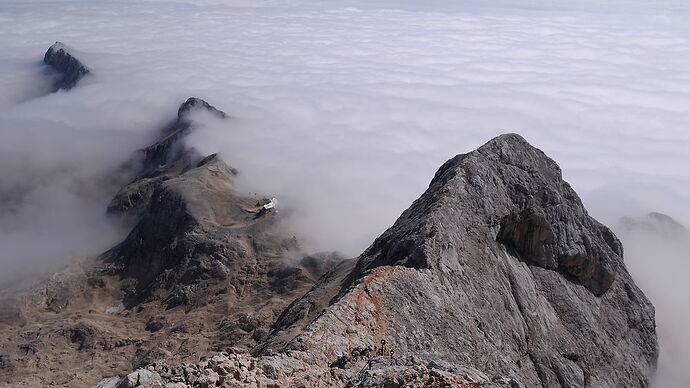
[[0, 98, 341, 388], [43, 41, 90, 91], [107, 97, 227, 218], [102, 97, 337, 315], [252, 134, 657, 387]]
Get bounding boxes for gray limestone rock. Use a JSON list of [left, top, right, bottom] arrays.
[[91, 376, 121, 388], [257, 134, 658, 387], [107, 97, 230, 218], [96, 351, 511, 388], [117, 369, 162, 388]]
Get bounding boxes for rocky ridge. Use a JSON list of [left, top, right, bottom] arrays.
[[0, 94, 340, 387]]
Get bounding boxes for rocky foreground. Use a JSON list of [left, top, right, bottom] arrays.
[[0, 44, 658, 388]]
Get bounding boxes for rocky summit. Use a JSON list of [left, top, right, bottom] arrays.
[[0, 44, 658, 388], [247, 134, 658, 387], [43, 41, 90, 91]]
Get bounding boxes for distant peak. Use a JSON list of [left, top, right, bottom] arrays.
[[48, 41, 69, 51], [618, 212, 688, 238], [477, 133, 544, 157], [647, 212, 685, 227], [177, 97, 228, 121], [43, 41, 90, 91], [485, 132, 527, 145]]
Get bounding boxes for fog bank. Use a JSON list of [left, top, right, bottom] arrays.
[[1, 0, 689, 384]]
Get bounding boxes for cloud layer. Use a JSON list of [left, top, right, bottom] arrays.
[[1, 0, 689, 385]]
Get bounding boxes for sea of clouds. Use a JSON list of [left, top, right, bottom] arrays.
[[0, 0, 689, 385]]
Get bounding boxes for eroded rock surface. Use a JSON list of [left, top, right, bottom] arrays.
[[43, 41, 90, 91]]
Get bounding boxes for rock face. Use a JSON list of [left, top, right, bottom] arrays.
[[253, 134, 657, 387], [43, 41, 90, 91]]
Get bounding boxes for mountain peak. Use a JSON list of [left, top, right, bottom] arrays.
[[618, 211, 688, 239], [177, 97, 228, 122], [253, 133, 655, 387], [108, 98, 228, 217], [350, 133, 618, 295], [139, 98, 227, 178], [43, 41, 90, 91], [2, 126, 657, 387]]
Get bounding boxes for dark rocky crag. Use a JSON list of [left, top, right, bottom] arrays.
[[43, 41, 90, 91], [100, 96, 338, 326], [97, 134, 658, 388]]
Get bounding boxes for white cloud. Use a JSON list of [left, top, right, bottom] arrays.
[[617, 227, 690, 388], [0, 0, 689, 384]]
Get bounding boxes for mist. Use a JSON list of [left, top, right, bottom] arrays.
[[1, 0, 689, 384], [615, 220, 690, 387]]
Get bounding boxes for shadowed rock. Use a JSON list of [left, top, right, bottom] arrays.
[[43, 41, 90, 91], [137, 97, 228, 180]]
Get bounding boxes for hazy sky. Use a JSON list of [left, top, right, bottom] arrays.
[[1, 0, 689, 385]]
